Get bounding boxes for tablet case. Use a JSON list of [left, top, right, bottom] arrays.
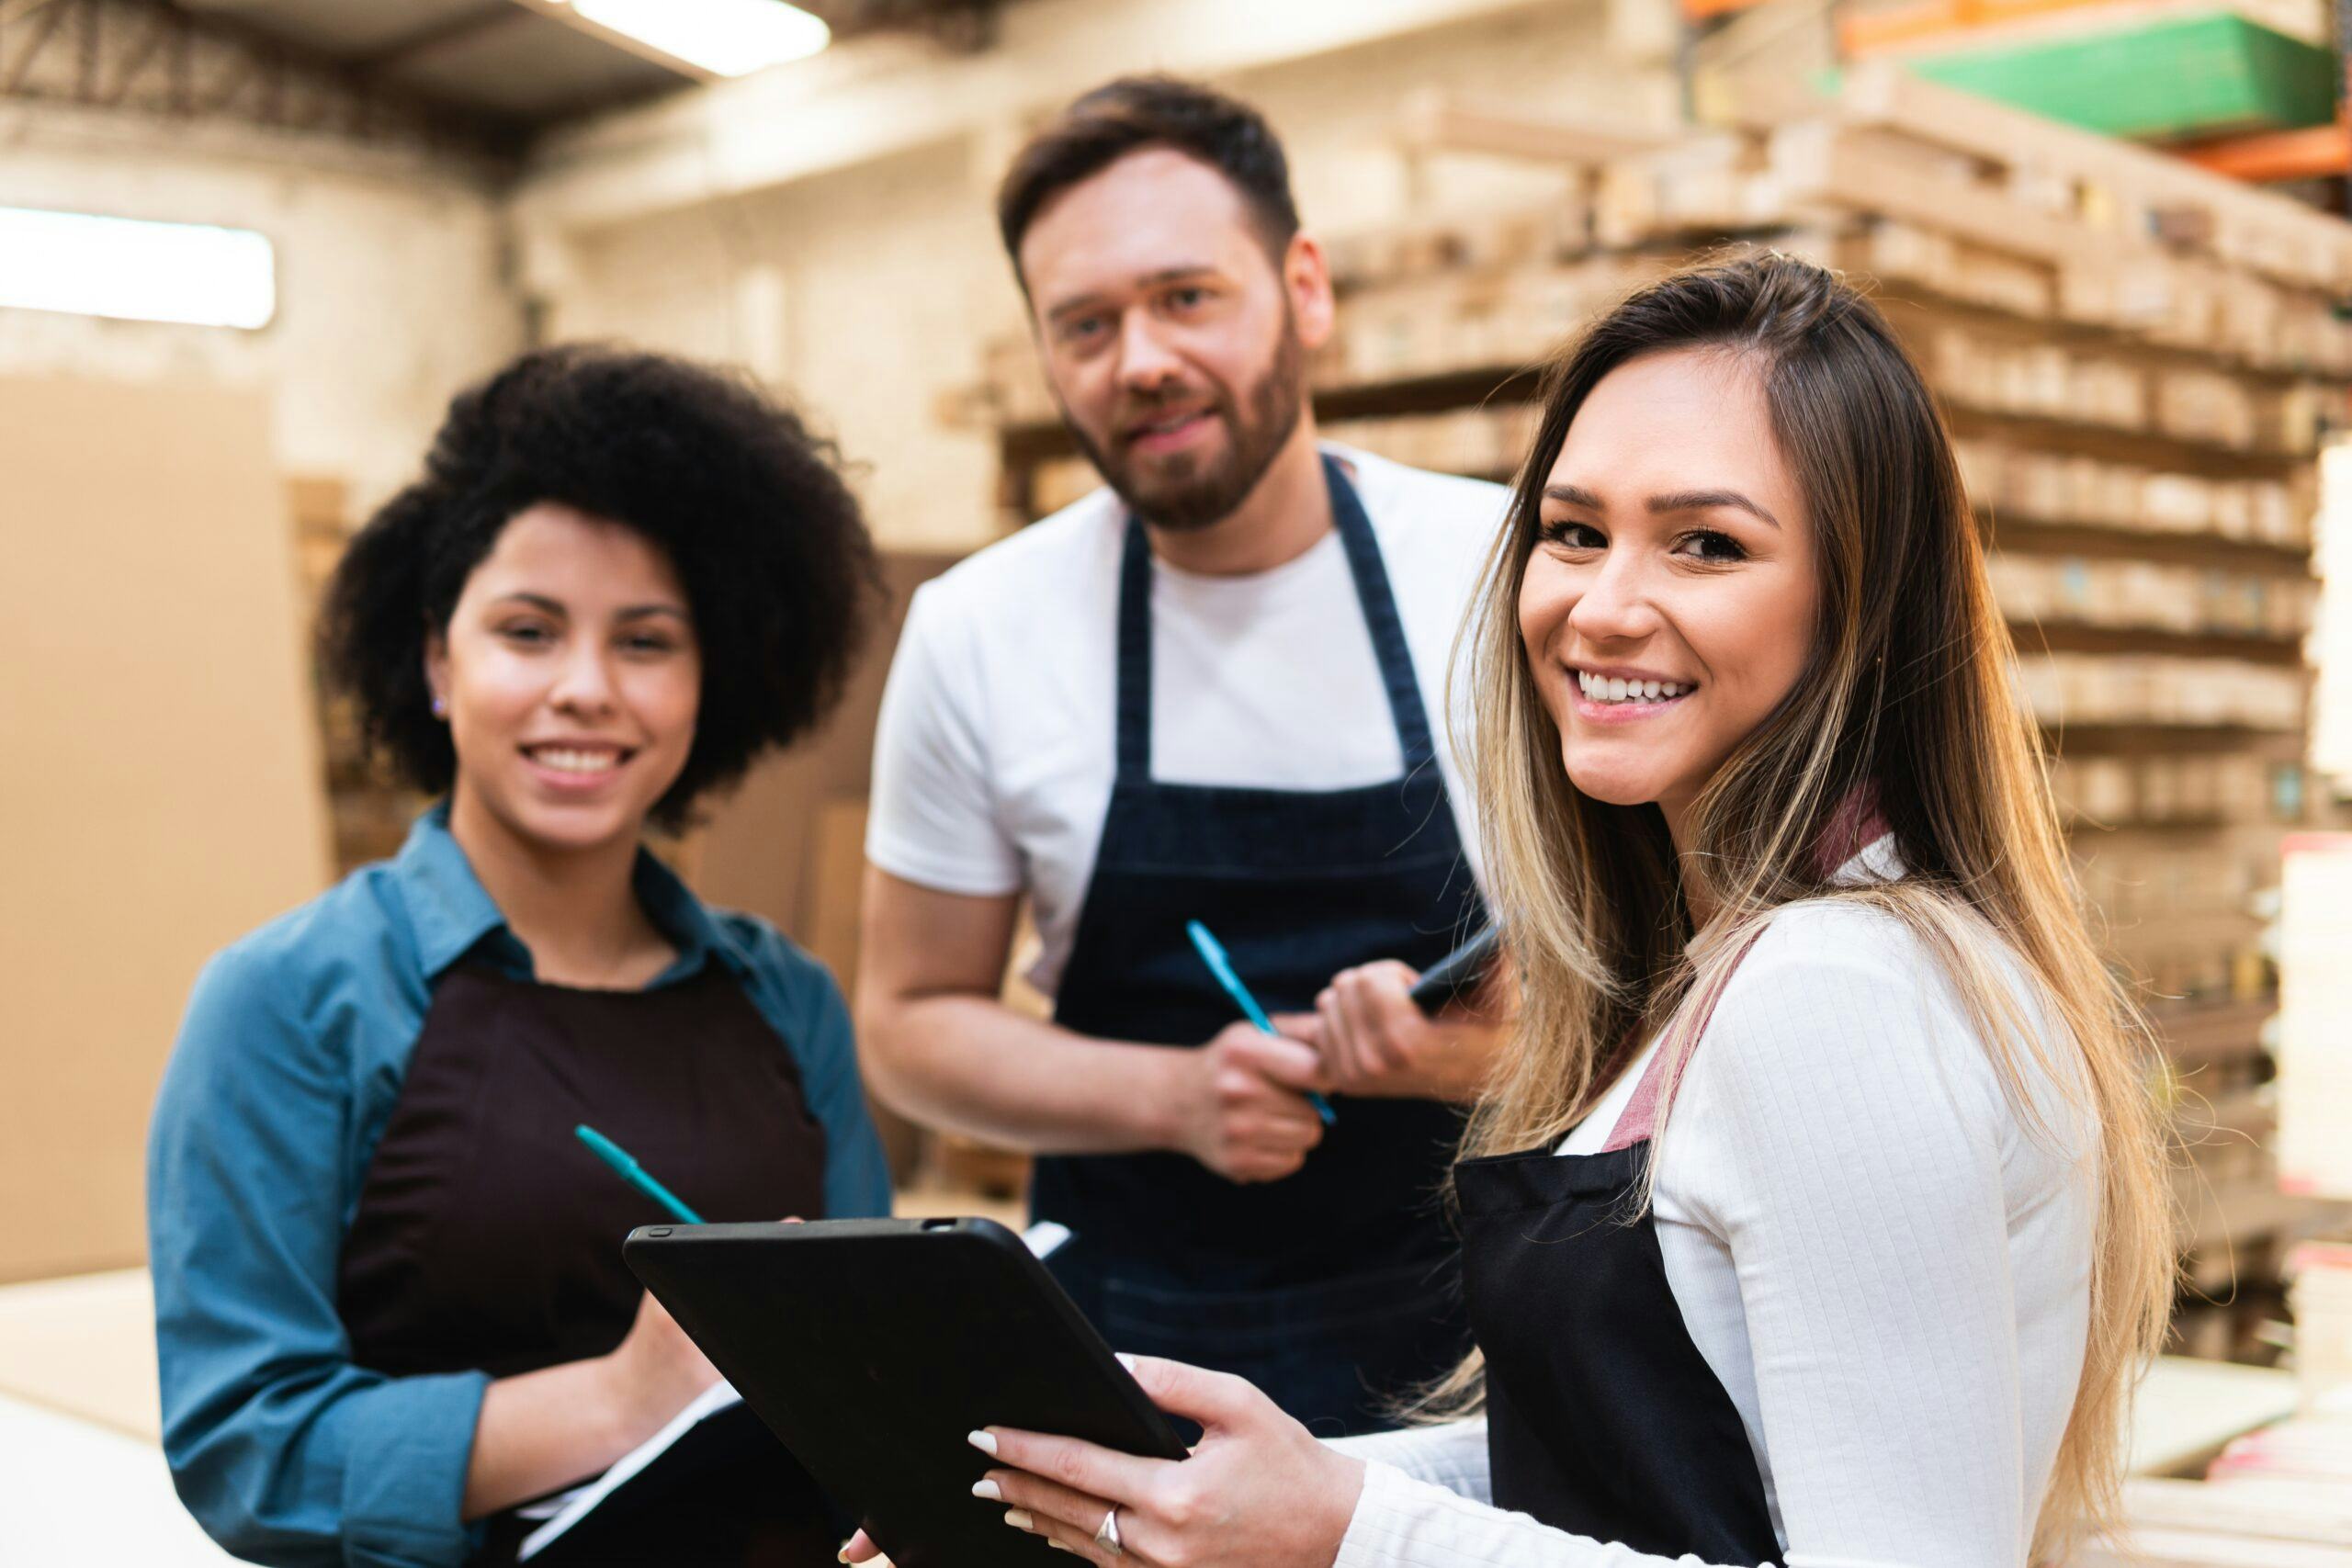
[[626, 1217, 1188, 1567]]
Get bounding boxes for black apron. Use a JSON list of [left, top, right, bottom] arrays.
[[1454, 932, 1781, 1563], [336, 959, 839, 1565], [1041, 454, 1487, 1437]]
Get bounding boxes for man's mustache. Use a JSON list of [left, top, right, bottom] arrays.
[[1112, 388, 1227, 434]]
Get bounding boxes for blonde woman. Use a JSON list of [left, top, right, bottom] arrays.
[[877, 254, 2176, 1567]]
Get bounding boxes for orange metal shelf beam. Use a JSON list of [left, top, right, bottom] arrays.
[[1838, 0, 2157, 55], [2177, 122, 2351, 183]]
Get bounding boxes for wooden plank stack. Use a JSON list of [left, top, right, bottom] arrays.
[[2292, 1244, 2352, 1396], [2281, 840, 2352, 1204], [2093, 1474, 2352, 1564]]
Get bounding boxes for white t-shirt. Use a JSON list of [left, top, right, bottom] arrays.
[[865, 444, 1510, 998], [1329, 850, 2098, 1568]]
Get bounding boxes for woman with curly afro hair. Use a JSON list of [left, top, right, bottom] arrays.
[[148, 345, 893, 1567]]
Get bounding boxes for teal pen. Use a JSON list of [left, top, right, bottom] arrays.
[[574, 1123, 706, 1224], [1183, 919, 1338, 1125]]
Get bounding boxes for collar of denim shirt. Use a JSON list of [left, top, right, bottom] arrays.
[[388, 799, 752, 987]]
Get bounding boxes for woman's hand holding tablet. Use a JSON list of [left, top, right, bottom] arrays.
[[626, 1217, 1192, 1567], [837, 1356, 1364, 1568]]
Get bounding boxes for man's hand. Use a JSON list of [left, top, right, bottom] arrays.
[[1173, 1022, 1328, 1184], [1277, 959, 1501, 1102]]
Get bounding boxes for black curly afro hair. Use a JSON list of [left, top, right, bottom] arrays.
[[319, 344, 880, 833]]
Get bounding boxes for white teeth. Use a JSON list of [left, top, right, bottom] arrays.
[[533, 748, 619, 773], [1577, 672, 1691, 705]]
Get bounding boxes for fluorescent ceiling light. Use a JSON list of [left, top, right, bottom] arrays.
[[0, 207, 275, 329], [571, 0, 831, 76]]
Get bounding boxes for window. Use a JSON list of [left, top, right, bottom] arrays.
[[0, 207, 276, 330]]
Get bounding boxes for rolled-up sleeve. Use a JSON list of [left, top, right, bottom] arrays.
[[148, 943, 488, 1568]]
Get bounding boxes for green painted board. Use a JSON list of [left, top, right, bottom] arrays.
[[1902, 12, 2337, 141]]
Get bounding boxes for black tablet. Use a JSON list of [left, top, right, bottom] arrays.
[[625, 1217, 1189, 1567]]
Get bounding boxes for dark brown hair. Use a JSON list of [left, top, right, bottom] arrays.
[[995, 74, 1300, 275]]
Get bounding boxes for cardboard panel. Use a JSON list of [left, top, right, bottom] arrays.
[[691, 550, 960, 943], [0, 376, 332, 1282]]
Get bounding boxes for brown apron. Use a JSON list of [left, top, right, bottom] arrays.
[[337, 961, 838, 1565]]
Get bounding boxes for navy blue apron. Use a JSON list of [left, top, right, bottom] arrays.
[[1454, 932, 1781, 1562], [1040, 454, 1486, 1436]]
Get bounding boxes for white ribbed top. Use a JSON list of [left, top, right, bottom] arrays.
[[1328, 875, 2096, 1568]]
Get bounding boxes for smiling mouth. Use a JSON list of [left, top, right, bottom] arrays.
[[1576, 671, 1695, 705], [1124, 408, 1213, 445], [522, 743, 634, 776]]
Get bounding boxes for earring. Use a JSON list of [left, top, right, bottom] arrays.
[[431, 694, 447, 719]]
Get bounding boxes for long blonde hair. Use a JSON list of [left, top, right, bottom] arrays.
[[1453, 254, 2174, 1561]]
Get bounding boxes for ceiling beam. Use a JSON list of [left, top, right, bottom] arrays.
[[4, 0, 523, 164], [513, 0, 1568, 236]]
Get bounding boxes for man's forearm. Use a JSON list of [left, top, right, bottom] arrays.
[[862, 993, 1196, 1155]]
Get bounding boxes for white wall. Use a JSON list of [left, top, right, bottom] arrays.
[[0, 106, 524, 513], [529, 0, 1678, 553]]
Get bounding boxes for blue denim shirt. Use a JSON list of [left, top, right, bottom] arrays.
[[146, 804, 891, 1567]]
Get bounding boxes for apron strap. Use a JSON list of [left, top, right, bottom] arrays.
[[1324, 454, 1439, 770], [1601, 926, 1768, 1153], [1114, 516, 1156, 781], [1112, 452, 1439, 784]]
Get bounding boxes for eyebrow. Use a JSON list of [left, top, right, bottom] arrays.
[[1543, 483, 1781, 531], [491, 592, 690, 621], [1045, 265, 1221, 325]]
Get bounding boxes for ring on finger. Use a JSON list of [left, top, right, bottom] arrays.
[[1093, 1506, 1125, 1556]]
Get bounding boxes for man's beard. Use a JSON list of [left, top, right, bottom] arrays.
[[1069, 324, 1307, 534]]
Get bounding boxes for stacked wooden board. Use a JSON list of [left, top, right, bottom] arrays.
[[2095, 1472, 2352, 1563], [2108, 1321, 2352, 1566], [963, 63, 2352, 1359]]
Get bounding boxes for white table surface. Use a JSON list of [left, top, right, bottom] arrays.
[[0, 1266, 2310, 1562]]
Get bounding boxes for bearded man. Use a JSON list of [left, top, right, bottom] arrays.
[[857, 76, 1509, 1434]]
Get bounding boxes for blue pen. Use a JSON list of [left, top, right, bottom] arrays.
[[575, 1123, 706, 1224], [1184, 920, 1338, 1125]]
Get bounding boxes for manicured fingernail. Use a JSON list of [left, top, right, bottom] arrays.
[[967, 1428, 999, 1456], [971, 1478, 1001, 1501], [1047, 1541, 1075, 1553], [1115, 1352, 1138, 1371], [1005, 1508, 1035, 1530]]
